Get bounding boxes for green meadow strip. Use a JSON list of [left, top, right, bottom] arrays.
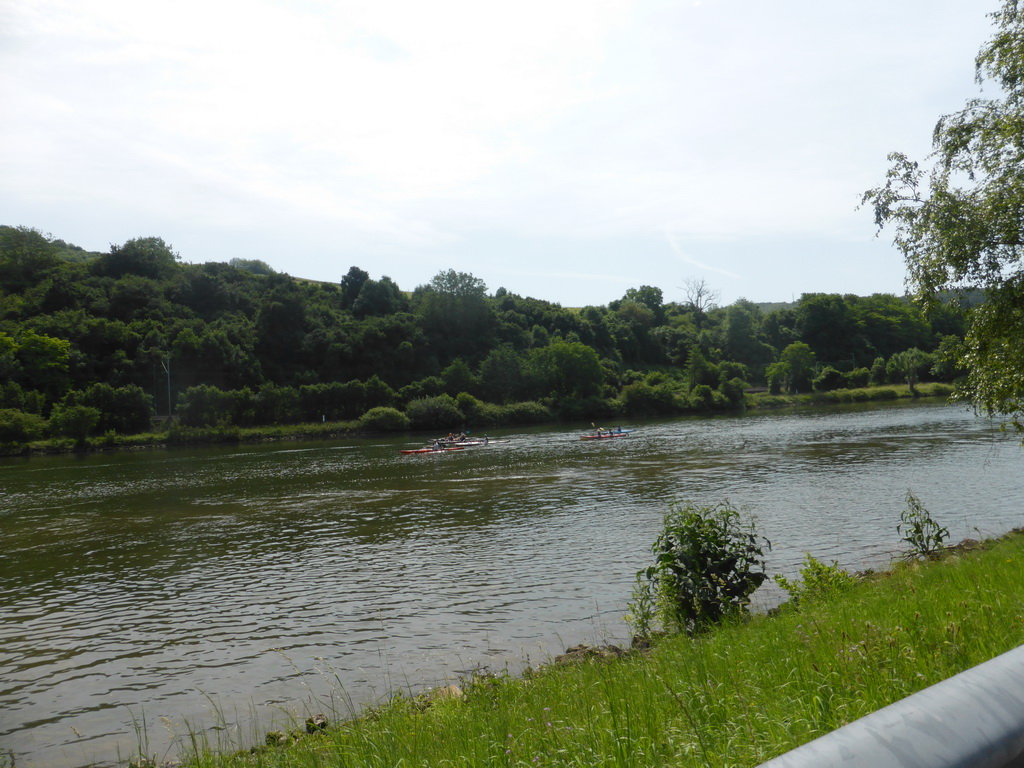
[[171, 534, 1024, 768]]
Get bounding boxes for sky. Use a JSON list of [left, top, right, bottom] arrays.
[[0, 0, 1000, 308]]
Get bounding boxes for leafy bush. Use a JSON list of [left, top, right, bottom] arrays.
[[48, 404, 101, 443], [404, 395, 464, 431], [496, 401, 552, 424], [689, 384, 715, 410], [869, 356, 887, 385], [846, 367, 871, 388], [0, 408, 47, 443], [397, 376, 445, 405], [629, 501, 770, 637], [357, 406, 410, 431], [177, 385, 255, 427], [774, 554, 857, 605], [555, 394, 619, 421], [813, 366, 846, 392], [718, 377, 747, 408], [63, 383, 154, 434], [898, 491, 949, 559], [619, 381, 676, 415]]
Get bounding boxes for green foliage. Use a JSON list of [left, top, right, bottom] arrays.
[[0, 225, 60, 292], [0, 408, 47, 443], [898, 491, 949, 559], [686, 346, 719, 390], [774, 554, 857, 605], [528, 341, 604, 400], [404, 395, 464, 431], [689, 384, 715, 410], [931, 334, 968, 382], [863, 1, 1024, 426], [765, 361, 789, 395], [357, 406, 410, 431], [16, 330, 71, 399], [780, 342, 815, 393], [630, 501, 770, 636], [454, 392, 501, 425], [100, 236, 179, 279], [717, 376, 747, 408], [48, 404, 101, 444], [887, 348, 932, 393], [0, 225, 971, 438], [173, 532, 1024, 768], [494, 400, 551, 424], [441, 358, 478, 396], [177, 385, 255, 427], [870, 356, 887, 386], [846, 367, 871, 388], [813, 366, 846, 392], [619, 380, 676, 415], [64, 383, 153, 434]]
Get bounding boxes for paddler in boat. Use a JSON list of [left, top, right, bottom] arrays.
[[432, 439, 441, 451]]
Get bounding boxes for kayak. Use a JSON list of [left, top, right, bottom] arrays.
[[437, 439, 510, 448], [399, 446, 466, 455], [580, 431, 631, 441]]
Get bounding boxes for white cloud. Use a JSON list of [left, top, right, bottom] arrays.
[[0, 0, 998, 305]]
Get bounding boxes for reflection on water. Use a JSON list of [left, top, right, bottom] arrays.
[[0, 401, 1020, 766]]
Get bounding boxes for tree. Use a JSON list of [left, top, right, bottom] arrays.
[[888, 348, 932, 394], [862, 1, 1024, 426], [100, 237, 180, 279], [16, 331, 71, 400], [340, 266, 370, 310], [682, 277, 719, 318], [0, 226, 60, 292], [780, 342, 815, 393], [621, 285, 665, 325], [352, 276, 404, 317], [49, 404, 101, 445], [528, 341, 604, 400], [414, 269, 494, 362]]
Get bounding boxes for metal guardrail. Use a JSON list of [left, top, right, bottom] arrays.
[[758, 643, 1024, 768]]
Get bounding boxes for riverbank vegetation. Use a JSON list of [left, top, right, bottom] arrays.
[[0, 225, 971, 455], [865, 0, 1024, 429], [166, 526, 1024, 768]]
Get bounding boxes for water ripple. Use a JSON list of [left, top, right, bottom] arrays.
[[1, 404, 1021, 767]]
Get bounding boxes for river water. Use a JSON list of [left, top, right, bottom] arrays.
[[1, 401, 1021, 767]]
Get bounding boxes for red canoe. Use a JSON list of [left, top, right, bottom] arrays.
[[399, 446, 466, 455]]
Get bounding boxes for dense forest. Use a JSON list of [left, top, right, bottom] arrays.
[[0, 225, 969, 445]]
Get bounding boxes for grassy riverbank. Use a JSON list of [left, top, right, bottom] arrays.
[[171, 532, 1024, 768], [746, 381, 955, 409], [4, 383, 956, 457]]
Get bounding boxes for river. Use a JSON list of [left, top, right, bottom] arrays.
[[1, 400, 1021, 767]]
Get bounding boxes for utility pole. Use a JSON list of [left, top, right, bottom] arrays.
[[159, 356, 172, 420]]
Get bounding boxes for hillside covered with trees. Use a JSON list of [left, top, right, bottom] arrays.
[[0, 225, 968, 447]]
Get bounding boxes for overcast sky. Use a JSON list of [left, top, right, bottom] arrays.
[[1, 0, 998, 307]]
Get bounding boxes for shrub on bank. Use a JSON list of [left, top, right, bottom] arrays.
[[357, 407, 410, 431], [630, 501, 770, 637], [0, 408, 47, 443], [404, 395, 464, 431], [618, 381, 677, 415], [494, 400, 552, 424]]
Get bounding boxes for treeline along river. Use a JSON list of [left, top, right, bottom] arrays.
[[1, 401, 1022, 767]]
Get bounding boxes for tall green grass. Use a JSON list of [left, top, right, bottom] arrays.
[[173, 535, 1024, 768], [748, 382, 954, 410]]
